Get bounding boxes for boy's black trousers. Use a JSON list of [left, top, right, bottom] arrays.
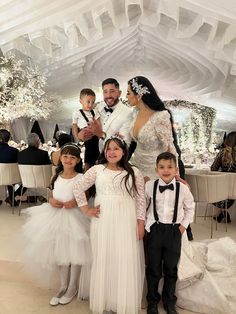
[[146, 222, 182, 308]]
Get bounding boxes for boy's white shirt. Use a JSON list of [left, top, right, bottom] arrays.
[[145, 177, 195, 232], [72, 105, 100, 129]]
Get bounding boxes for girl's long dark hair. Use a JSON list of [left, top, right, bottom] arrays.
[[97, 137, 138, 196], [128, 76, 177, 151], [51, 143, 83, 189]]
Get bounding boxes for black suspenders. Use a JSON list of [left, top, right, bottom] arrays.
[[152, 179, 180, 224], [79, 109, 95, 123]]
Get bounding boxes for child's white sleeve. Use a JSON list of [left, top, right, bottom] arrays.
[[73, 166, 97, 206], [72, 111, 78, 124], [181, 185, 195, 228]]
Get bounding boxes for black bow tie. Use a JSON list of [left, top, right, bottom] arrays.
[[104, 107, 113, 113], [159, 183, 174, 193]]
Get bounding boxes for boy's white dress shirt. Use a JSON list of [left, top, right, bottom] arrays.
[[72, 108, 100, 129], [145, 177, 195, 232]]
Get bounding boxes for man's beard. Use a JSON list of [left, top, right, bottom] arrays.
[[104, 97, 119, 107]]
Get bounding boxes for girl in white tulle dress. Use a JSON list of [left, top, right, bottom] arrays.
[[22, 143, 92, 306], [73, 136, 146, 314]]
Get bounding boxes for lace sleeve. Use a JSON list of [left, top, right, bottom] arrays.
[[134, 168, 146, 221], [73, 166, 97, 206], [154, 111, 177, 157]]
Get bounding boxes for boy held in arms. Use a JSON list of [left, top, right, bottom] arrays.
[[145, 152, 195, 314], [72, 88, 100, 172]]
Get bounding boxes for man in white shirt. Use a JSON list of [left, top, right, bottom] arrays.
[[84, 78, 134, 151], [145, 152, 195, 314]]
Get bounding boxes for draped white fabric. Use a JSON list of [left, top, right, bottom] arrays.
[[10, 118, 34, 143], [1, 0, 236, 128], [10, 118, 57, 143]]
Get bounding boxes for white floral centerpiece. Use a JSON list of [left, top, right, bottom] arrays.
[[164, 100, 217, 165], [0, 53, 61, 122]]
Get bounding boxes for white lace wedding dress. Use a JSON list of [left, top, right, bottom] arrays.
[[130, 110, 177, 178], [130, 112, 236, 314], [74, 165, 146, 314]]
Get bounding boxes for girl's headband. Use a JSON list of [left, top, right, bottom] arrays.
[[107, 135, 126, 145], [61, 143, 81, 151]]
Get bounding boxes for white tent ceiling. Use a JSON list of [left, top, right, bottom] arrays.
[[1, 0, 236, 130]]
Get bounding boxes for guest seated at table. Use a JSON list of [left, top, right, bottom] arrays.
[[50, 133, 72, 166], [0, 129, 21, 206], [18, 133, 51, 203], [18, 133, 51, 165], [211, 131, 236, 222]]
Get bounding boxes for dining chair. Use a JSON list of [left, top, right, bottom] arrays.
[[0, 163, 21, 214], [185, 172, 229, 238], [18, 164, 52, 215]]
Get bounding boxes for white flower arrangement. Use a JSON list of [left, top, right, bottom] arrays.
[[0, 53, 61, 122], [164, 99, 217, 163]]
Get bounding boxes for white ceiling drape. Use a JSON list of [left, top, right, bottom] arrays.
[[1, 0, 236, 130]]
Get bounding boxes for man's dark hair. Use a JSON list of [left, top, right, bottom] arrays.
[[0, 129, 11, 143], [156, 152, 177, 166], [80, 88, 95, 98], [102, 78, 119, 89]]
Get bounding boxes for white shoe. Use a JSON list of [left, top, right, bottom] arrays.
[[49, 296, 60, 306], [59, 290, 78, 305]]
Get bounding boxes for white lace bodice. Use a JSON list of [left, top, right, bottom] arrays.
[[74, 164, 146, 220], [53, 173, 82, 202], [131, 110, 177, 178]]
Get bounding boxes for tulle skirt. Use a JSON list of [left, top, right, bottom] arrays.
[[22, 203, 92, 267], [89, 194, 145, 314]]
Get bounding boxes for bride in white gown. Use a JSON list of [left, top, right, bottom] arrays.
[[127, 76, 236, 314]]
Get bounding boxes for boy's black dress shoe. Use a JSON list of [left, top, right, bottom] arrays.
[[147, 304, 159, 314]]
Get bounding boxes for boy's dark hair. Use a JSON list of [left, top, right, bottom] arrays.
[[102, 78, 119, 89], [80, 88, 95, 98], [156, 152, 177, 166]]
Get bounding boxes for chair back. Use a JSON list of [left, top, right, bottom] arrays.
[[18, 164, 52, 188], [227, 173, 236, 199], [0, 163, 21, 185], [186, 173, 229, 203]]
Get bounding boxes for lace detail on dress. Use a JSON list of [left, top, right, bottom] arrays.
[[74, 165, 146, 220], [73, 166, 97, 206], [131, 111, 177, 178], [133, 167, 146, 220]]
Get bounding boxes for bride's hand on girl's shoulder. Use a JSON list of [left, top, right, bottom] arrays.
[[86, 205, 100, 218], [49, 197, 64, 208]]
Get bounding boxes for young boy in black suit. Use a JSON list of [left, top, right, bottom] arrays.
[[145, 152, 195, 314]]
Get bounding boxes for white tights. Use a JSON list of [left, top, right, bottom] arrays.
[[55, 265, 80, 298]]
